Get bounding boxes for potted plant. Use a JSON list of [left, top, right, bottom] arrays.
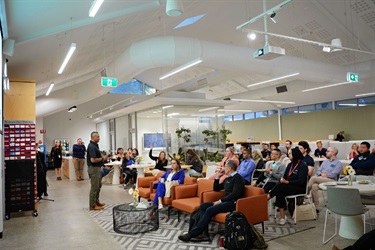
[[202, 129, 218, 163], [219, 124, 232, 144]]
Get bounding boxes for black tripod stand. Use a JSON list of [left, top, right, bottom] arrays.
[[36, 151, 54, 203]]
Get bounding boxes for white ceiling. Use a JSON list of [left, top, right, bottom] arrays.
[[4, 0, 375, 120]]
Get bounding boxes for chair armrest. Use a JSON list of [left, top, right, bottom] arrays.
[[202, 190, 225, 203], [150, 180, 159, 194], [236, 194, 268, 224], [137, 176, 155, 188], [175, 184, 198, 199]]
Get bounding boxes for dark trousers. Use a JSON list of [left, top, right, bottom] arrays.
[[123, 168, 137, 184], [189, 201, 236, 237], [269, 183, 305, 208], [343, 229, 375, 250]]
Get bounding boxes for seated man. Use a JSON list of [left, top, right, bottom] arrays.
[[307, 146, 343, 212], [255, 148, 286, 193], [178, 160, 245, 242], [261, 143, 271, 162], [237, 148, 256, 185], [350, 141, 375, 175]]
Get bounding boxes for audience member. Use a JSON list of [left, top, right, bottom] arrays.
[[270, 143, 278, 151], [314, 140, 327, 158], [261, 143, 271, 161], [151, 158, 184, 210], [252, 149, 265, 179], [132, 148, 139, 159], [127, 148, 133, 159], [255, 149, 286, 193], [285, 140, 293, 155], [219, 147, 240, 167], [122, 152, 136, 188], [335, 130, 345, 142], [372, 144, 375, 155], [267, 148, 308, 225], [238, 144, 249, 163], [298, 141, 315, 176], [237, 148, 256, 185], [350, 141, 375, 175], [208, 165, 227, 184], [178, 160, 244, 242], [116, 148, 124, 161], [347, 143, 359, 160], [307, 146, 343, 212], [185, 149, 204, 177], [149, 145, 168, 174]]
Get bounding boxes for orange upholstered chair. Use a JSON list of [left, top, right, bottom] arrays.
[[150, 176, 197, 217], [203, 186, 268, 233], [172, 179, 214, 221], [138, 171, 165, 201]]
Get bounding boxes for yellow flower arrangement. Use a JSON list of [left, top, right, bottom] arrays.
[[128, 188, 139, 206], [343, 165, 356, 185], [136, 156, 143, 164]]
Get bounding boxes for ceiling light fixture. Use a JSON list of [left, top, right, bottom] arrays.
[[218, 109, 252, 112], [231, 99, 295, 104], [355, 92, 375, 97], [269, 12, 277, 23], [322, 38, 343, 53], [167, 112, 180, 116], [247, 32, 257, 40], [3, 59, 9, 91], [162, 105, 174, 109], [198, 107, 219, 112], [236, 0, 292, 29], [89, 0, 104, 17], [302, 81, 352, 92], [68, 106, 77, 112], [46, 82, 55, 96], [159, 58, 202, 80], [58, 43, 76, 74], [166, 0, 183, 17], [247, 72, 299, 87], [322, 46, 331, 52]]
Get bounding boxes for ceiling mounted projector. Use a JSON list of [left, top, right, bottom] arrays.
[[253, 45, 285, 60]]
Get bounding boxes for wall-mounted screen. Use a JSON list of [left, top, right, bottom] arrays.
[[143, 133, 171, 150]]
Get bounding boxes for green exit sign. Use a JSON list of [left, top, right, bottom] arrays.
[[101, 77, 118, 87], [346, 72, 360, 82]]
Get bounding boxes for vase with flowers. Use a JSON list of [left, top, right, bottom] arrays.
[[343, 165, 356, 186], [136, 156, 143, 164], [128, 188, 139, 207]]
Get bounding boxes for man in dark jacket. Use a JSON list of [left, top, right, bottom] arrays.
[[350, 141, 375, 175], [178, 160, 245, 242]]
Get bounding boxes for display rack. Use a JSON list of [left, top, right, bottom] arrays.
[[3, 121, 38, 219]]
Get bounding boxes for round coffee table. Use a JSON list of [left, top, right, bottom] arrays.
[[113, 203, 158, 234]]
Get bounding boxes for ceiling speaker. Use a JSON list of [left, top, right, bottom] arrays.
[[276, 85, 287, 93], [3, 39, 15, 57]]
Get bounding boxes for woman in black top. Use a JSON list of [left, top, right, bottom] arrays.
[[149, 145, 168, 173], [51, 140, 63, 180], [268, 147, 308, 225], [185, 149, 203, 177]]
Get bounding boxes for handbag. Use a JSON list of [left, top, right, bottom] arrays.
[[293, 203, 317, 221], [164, 181, 173, 198]]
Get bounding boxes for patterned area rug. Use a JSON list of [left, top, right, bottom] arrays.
[[87, 204, 315, 250]]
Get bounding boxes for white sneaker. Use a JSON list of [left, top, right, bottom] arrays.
[[158, 204, 163, 210], [279, 216, 287, 225]]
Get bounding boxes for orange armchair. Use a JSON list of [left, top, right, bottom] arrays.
[[172, 179, 214, 221], [138, 171, 165, 201], [203, 186, 268, 233], [150, 176, 197, 218]]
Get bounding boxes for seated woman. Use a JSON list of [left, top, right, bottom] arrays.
[[185, 149, 204, 177], [208, 146, 238, 183], [267, 147, 308, 225], [116, 147, 124, 161], [149, 145, 168, 175], [314, 140, 327, 158], [152, 158, 185, 210], [347, 143, 359, 160], [122, 152, 136, 188], [252, 149, 265, 179], [132, 148, 139, 159]]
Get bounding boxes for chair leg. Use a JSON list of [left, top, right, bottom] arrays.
[[261, 222, 264, 234], [168, 206, 172, 218], [323, 210, 337, 245], [177, 210, 180, 222], [294, 198, 297, 225]]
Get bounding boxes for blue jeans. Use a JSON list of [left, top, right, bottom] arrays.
[[189, 201, 236, 237]]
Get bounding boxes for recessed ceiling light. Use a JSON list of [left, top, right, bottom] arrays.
[[247, 32, 256, 40]]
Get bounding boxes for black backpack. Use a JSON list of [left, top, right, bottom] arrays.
[[224, 211, 252, 250]]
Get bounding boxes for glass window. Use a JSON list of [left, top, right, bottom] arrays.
[[233, 114, 243, 121], [244, 112, 255, 120], [255, 111, 267, 118], [224, 115, 233, 122], [335, 98, 357, 109], [268, 110, 278, 116], [316, 102, 332, 111], [299, 104, 315, 113], [358, 96, 375, 106], [282, 107, 298, 115]]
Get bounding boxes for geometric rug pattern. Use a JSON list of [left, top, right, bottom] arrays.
[[87, 204, 315, 250]]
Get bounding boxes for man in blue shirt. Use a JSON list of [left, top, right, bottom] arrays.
[[237, 148, 256, 185], [307, 146, 343, 211]]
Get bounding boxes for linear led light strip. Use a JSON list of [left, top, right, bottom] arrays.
[[355, 92, 375, 97], [198, 107, 219, 112], [218, 109, 252, 112], [160, 58, 202, 80], [58, 43, 76, 74], [302, 81, 352, 92], [89, 0, 104, 17], [46, 82, 55, 96], [231, 99, 295, 104], [247, 73, 299, 87]]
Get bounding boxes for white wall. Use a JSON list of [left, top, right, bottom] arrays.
[[96, 121, 110, 153], [115, 115, 129, 150], [35, 117, 44, 144], [42, 110, 96, 153]]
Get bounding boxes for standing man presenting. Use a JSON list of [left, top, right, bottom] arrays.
[[73, 138, 86, 181], [87, 131, 108, 211]]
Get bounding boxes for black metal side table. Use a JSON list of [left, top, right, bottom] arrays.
[[113, 203, 159, 234]]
